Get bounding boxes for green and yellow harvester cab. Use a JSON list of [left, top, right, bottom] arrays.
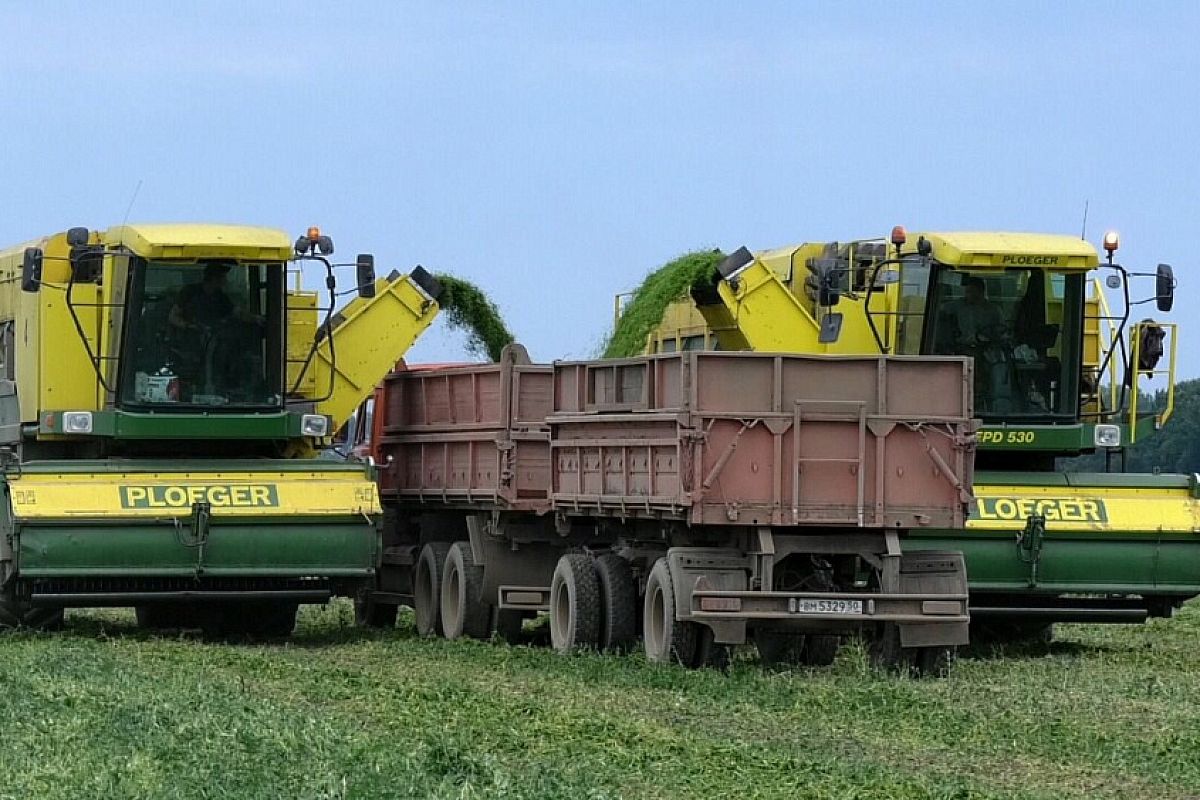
[[642, 227, 1194, 632], [0, 223, 441, 634]]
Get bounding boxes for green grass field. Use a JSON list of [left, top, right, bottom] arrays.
[[1, 602, 1197, 800]]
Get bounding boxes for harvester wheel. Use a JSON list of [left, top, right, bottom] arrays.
[[549, 552, 601, 653], [973, 620, 1054, 645], [415, 542, 451, 637], [643, 557, 707, 668], [0, 600, 64, 631], [354, 593, 399, 629], [594, 553, 638, 652], [257, 602, 299, 638], [441, 541, 492, 640], [205, 602, 298, 639], [135, 604, 189, 630]]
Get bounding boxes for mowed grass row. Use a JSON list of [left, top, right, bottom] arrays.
[[1, 602, 1198, 800]]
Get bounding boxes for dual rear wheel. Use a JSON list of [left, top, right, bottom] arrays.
[[549, 551, 640, 654]]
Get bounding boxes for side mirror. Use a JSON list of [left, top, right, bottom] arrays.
[[21, 248, 43, 293], [66, 227, 90, 247], [1156, 263, 1174, 313], [356, 254, 376, 299], [804, 257, 842, 307]]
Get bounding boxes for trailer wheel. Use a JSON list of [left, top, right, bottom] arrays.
[[414, 541, 451, 637], [911, 645, 954, 678], [441, 541, 492, 640], [805, 635, 841, 666], [643, 557, 707, 667], [494, 609, 526, 644], [869, 624, 953, 678], [594, 553, 638, 652], [549, 553, 601, 653], [756, 632, 805, 667]]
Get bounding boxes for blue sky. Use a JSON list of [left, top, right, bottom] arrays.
[[4, 2, 1198, 383]]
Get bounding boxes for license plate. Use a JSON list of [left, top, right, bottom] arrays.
[[792, 598, 863, 615]]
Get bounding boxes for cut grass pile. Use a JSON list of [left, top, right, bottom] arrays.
[[2, 602, 1198, 799], [604, 250, 725, 358], [432, 274, 515, 362]]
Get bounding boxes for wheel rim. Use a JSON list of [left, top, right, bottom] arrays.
[[646, 582, 666, 660], [414, 556, 434, 632], [550, 575, 570, 650], [444, 559, 462, 634]]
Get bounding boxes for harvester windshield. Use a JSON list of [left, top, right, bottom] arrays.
[[923, 267, 1083, 419], [118, 259, 285, 409]]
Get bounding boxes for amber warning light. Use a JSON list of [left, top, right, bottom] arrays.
[[1103, 230, 1119, 255], [890, 225, 907, 247]]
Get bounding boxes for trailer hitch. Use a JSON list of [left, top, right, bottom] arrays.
[[172, 501, 213, 578], [1016, 514, 1045, 587]]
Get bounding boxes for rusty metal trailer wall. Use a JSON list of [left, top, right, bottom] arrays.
[[377, 359, 555, 510], [379, 351, 974, 532], [550, 352, 975, 529]]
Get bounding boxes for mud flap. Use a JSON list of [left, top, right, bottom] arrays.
[[899, 550, 970, 647], [666, 547, 749, 645]]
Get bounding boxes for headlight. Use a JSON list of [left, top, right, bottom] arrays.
[[301, 414, 330, 437], [62, 411, 93, 434], [1094, 424, 1121, 448]]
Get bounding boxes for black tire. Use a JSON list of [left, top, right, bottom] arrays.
[[973, 620, 1054, 645], [549, 552, 601, 653], [869, 623, 953, 678], [756, 631, 805, 667], [804, 634, 841, 667], [494, 609, 526, 644], [867, 623, 905, 672], [594, 553, 638, 652], [209, 602, 298, 639], [414, 541, 451, 637], [256, 602, 299, 638], [0, 598, 65, 631], [441, 541, 492, 640], [911, 645, 954, 679], [642, 557, 707, 667], [135, 604, 187, 630], [354, 593, 399, 629]]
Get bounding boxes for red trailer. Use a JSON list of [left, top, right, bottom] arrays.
[[367, 344, 976, 673]]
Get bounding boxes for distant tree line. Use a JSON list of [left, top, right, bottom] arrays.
[[1062, 379, 1200, 474]]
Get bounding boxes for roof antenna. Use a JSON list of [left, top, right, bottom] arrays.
[[118, 179, 143, 246], [1080, 199, 1089, 241]]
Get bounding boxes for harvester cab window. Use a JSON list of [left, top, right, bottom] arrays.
[[927, 267, 1081, 419], [894, 257, 931, 355], [118, 259, 284, 409]]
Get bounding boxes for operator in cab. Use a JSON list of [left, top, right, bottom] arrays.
[[938, 276, 1005, 350], [162, 261, 265, 404], [936, 275, 1016, 414], [169, 261, 240, 331]]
